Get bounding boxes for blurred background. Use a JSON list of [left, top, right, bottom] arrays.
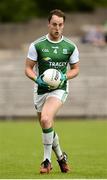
[[0, 0, 107, 119]]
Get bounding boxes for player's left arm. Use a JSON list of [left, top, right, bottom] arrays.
[[59, 62, 79, 88], [66, 44, 79, 80], [66, 62, 79, 80], [59, 45, 79, 86]]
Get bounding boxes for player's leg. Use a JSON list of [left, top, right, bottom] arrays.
[[39, 96, 63, 173], [40, 98, 69, 173], [38, 112, 52, 173], [38, 112, 63, 164], [47, 90, 70, 172], [41, 96, 63, 160], [52, 131, 70, 173], [35, 90, 69, 173], [52, 131, 62, 159], [38, 110, 69, 173]]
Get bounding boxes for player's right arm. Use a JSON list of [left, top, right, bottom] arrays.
[[25, 42, 38, 81], [25, 57, 50, 88], [25, 43, 49, 88], [25, 57, 37, 81]]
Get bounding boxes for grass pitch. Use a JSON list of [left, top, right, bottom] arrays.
[[0, 119, 107, 179]]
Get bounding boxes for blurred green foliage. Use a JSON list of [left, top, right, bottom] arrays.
[[0, 0, 107, 22]]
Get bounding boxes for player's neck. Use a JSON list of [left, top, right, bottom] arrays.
[[47, 34, 63, 43]]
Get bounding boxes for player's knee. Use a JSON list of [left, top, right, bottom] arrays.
[[40, 114, 51, 128]]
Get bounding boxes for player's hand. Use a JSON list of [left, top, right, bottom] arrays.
[[59, 72, 67, 88], [35, 74, 50, 88]]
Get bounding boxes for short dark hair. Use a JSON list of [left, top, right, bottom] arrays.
[[48, 9, 65, 22]]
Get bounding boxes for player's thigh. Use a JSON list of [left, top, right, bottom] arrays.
[[42, 96, 62, 119]]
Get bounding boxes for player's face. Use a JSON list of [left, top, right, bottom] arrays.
[[48, 15, 64, 41]]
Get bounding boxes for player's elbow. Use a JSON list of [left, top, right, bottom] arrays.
[[25, 67, 29, 78], [73, 66, 79, 78], [76, 66, 79, 76]]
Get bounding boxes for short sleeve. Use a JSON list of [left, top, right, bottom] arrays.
[[27, 43, 38, 61], [69, 46, 79, 64]]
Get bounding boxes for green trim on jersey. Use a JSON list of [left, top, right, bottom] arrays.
[[34, 35, 76, 95]]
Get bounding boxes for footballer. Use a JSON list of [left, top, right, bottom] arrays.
[[25, 9, 79, 174]]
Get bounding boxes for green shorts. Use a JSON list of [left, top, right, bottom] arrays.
[[34, 89, 68, 112]]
